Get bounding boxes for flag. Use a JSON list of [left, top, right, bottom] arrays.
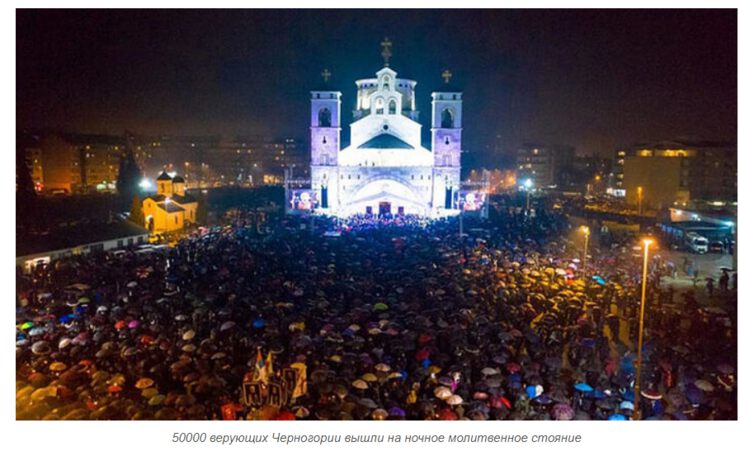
[[254, 348, 268, 384], [290, 362, 308, 399]]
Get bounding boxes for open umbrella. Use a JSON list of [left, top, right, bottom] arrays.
[[352, 379, 369, 390], [135, 377, 155, 389], [551, 403, 575, 420], [574, 382, 593, 393], [438, 408, 458, 420], [434, 386, 452, 400], [31, 341, 51, 355], [694, 379, 715, 392]]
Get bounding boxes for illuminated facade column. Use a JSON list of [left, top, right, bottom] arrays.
[[310, 86, 341, 210], [431, 77, 462, 212]]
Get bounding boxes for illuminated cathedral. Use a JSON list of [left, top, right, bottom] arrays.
[[308, 38, 462, 218]]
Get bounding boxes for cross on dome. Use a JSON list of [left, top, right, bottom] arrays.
[[321, 68, 331, 83], [380, 37, 392, 67], [442, 69, 452, 84]]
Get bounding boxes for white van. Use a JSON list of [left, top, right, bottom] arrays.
[[686, 232, 709, 254]]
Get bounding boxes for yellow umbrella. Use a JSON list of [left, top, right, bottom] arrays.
[[49, 362, 68, 372], [135, 377, 155, 389], [141, 387, 159, 399]]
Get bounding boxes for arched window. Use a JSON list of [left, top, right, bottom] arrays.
[[441, 108, 454, 128], [375, 98, 384, 115], [388, 100, 397, 115], [318, 108, 331, 127], [383, 76, 390, 90]]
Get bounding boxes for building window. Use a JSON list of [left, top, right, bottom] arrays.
[[318, 108, 331, 127], [444, 136, 450, 145], [388, 100, 397, 115], [375, 98, 384, 115], [441, 108, 454, 128], [117, 240, 123, 248]]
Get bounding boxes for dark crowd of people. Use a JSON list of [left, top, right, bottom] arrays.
[[16, 204, 737, 420]]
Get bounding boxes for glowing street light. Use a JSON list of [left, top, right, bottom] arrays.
[[580, 226, 590, 279], [138, 178, 153, 190], [633, 237, 654, 420], [637, 186, 643, 215], [523, 178, 534, 212]]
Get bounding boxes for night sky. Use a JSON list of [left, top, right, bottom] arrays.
[[17, 9, 737, 165]]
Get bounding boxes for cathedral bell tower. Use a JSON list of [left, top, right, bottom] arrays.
[[310, 69, 342, 209], [431, 70, 463, 210]]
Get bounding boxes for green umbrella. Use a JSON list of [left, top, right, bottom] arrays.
[[373, 303, 389, 311]]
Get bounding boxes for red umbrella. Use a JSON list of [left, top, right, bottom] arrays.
[[107, 384, 123, 395], [140, 335, 155, 345], [276, 410, 296, 420], [415, 347, 431, 362], [438, 408, 458, 420], [114, 320, 126, 330], [506, 362, 521, 373], [418, 334, 433, 345]]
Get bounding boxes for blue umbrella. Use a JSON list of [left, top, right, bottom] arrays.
[[592, 275, 607, 286], [608, 414, 627, 421], [580, 338, 596, 348], [59, 314, 76, 324], [589, 389, 606, 399], [28, 327, 46, 336], [526, 385, 538, 399], [619, 400, 634, 410], [622, 390, 635, 402], [533, 394, 553, 405], [574, 382, 593, 393], [685, 386, 704, 404], [252, 319, 266, 329]]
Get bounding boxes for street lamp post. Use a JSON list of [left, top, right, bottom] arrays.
[[581, 226, 590, 279], [523, 178, 533, 214], [637, 186, 643, 216], [633, 238, 653, 420], [164, 196, 171, 242]]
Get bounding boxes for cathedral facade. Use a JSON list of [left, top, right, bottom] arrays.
[[309, 42, 462, 218]]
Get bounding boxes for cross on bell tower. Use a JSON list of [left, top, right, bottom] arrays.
[[380, 37, 392, 67], [321, 68, 331, 83], [442, 69, 452, 84]]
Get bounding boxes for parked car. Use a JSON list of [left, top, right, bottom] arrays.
[[709, 241, 725, 253]]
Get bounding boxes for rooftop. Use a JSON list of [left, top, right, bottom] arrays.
[[358, 134, 414, 150], [17, 220, 149, 258]]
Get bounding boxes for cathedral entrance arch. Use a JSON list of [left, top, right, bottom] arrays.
[[379, 201, 391, 215], [342, 178, 426, 216]]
